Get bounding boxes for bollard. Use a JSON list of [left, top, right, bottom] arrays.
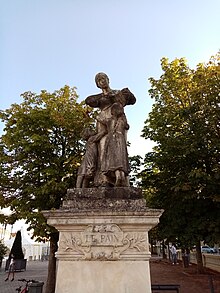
[[28, 281, 44, 293]]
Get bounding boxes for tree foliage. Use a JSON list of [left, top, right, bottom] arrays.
[[128, 155, 143, 187], [142, 53, 220, 265], [0, 240, 8, 259], [0, 86, 93, 233], [0, 85, 94, 291]]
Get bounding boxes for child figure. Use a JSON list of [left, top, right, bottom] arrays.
[[76, 128, 98, 188], [99, 102, 130, 187]]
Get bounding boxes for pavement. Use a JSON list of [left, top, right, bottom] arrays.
[[0, 260, 48, 293], [0, 258, 220, 293], [150, 257, 220, 293]]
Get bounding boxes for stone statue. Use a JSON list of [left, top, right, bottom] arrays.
[[97, 102, 130, 187], [78, 72, 136, 188], [76, 127, 99, 188]]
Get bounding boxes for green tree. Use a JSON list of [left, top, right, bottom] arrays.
[[128, 155, 143, 187], [142, 52, 220, 272], [0, 240, 8, 267], [0, 85, 94, 293]]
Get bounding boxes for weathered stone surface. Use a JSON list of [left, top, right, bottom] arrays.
[[55, 261, 152, 293], [45, 209, 163, 262], [58, 223, 149, 261], [77, 72, 136, 188], [66, 187, 142, 199], [43, 209, 163, 293], [62, 197, 146, 212], [42, 73, 164, 292], [62, 187, 146, 212]]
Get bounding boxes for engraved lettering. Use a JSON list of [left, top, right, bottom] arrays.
[[101, 234, 105, 242], [85, 235, 90, 242], [58, 226, 149, 261], [113, 234, 119, 242], [91, 235, 97, 242], [106, 235, 111, 242]]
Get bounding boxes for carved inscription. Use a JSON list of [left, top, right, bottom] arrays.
[[59, 224, 149, 260], [82, 224, 123, 246], [84, 233, 120, 245]]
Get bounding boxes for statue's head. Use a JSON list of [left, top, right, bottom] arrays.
[[95, 72, 109, 89]]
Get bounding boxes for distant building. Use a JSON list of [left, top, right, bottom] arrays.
[[2, 226, 49, 261]]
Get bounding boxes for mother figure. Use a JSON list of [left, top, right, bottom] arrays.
[[85, 72, 136, 187]]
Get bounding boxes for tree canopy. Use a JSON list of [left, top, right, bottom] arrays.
[[0, 85, 94, 292], [0, 85, 93, 235], [141, 53, 220, 255]]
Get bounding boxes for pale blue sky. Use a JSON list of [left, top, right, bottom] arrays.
[[0, 0, 219, 157]]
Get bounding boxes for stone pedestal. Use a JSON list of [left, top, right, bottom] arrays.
[[44, 188, 163, 293]]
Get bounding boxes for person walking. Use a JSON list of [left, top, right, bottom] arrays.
[[170, 244, 178, 265], [5, 253, 15, 281]]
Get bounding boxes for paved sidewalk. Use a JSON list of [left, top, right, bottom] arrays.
[[0, 260, 48, 293], [1, 258, 220, 292], [150, 257, 220, 293]]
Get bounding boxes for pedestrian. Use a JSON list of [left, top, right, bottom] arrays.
[[186, 248, 190, 266], [5, 253, 15, 281], [170, 244, 178, 265]]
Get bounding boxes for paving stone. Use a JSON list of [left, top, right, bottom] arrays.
[[1, 258, 219, 293]]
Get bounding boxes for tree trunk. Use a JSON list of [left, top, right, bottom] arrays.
[[162, 240, 167, 259], [45, 232, 59, 293], [195, 240, 205, 274]]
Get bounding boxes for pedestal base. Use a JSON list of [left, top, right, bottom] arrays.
[[45, 210, 162, 293], [56, 261, 151, 293], [44, 188, 163, 293]]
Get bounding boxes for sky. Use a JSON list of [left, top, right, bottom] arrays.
[[0, 0, 219, 160]]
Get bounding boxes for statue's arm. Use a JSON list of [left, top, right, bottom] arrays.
[[89, 129, 107, 143], [121, 88, 136, 105], [85, 94, 101, 107]]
